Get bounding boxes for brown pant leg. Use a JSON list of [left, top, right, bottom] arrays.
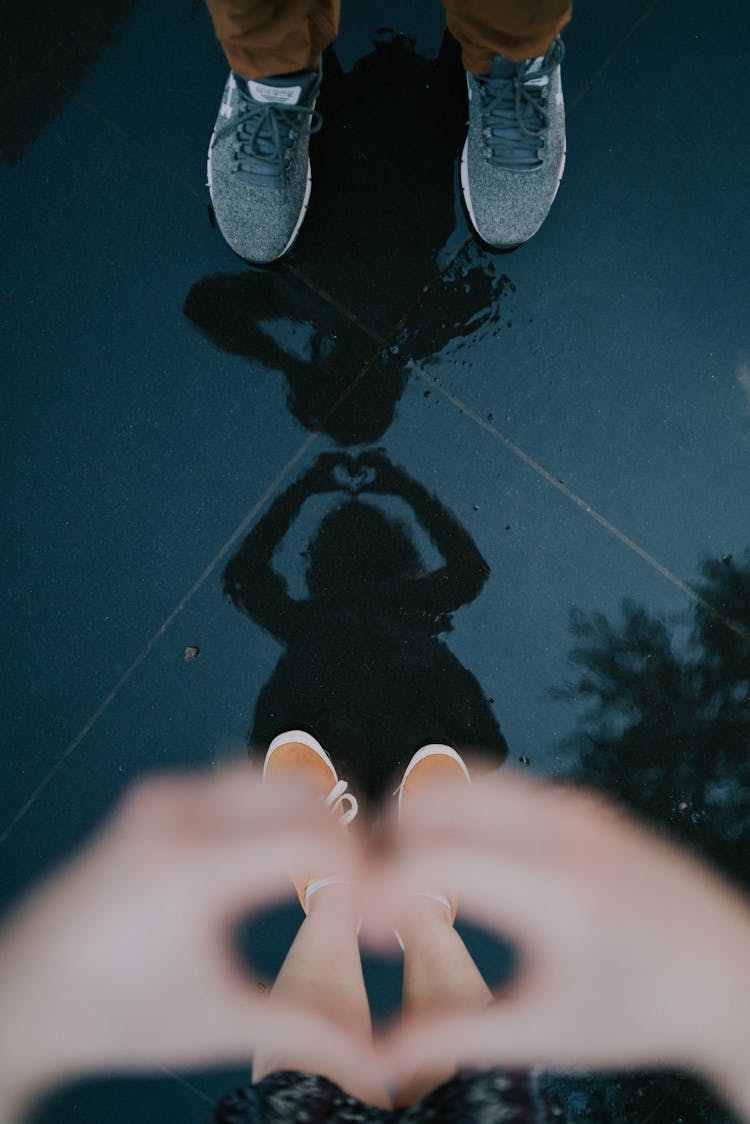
[[442, 0, 572, 71], [205, 0, 340, 79]]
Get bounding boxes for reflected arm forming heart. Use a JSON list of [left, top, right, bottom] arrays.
[[2, 767, 750, 1122]]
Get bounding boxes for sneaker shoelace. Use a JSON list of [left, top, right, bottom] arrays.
[[325, 778, 358, 825], [215, 82, 322, 185], [478, 39, 564, 170]]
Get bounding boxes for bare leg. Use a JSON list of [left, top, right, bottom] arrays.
[[396, 897, 492, 1108], [251, 884, 391, 1108]]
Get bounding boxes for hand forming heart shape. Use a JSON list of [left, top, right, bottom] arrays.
[[2, 765, 750, 1117]]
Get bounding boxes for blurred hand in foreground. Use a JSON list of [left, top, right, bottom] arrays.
[[4, 765, 750, 1122], [0, 768, 371, 1120], [369, 769, 750, 1116]]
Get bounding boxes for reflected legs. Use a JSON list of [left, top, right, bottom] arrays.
[[252, 888, 491, 1110], [251, 884, 391, 1108], [396, 896, 493, 1107]]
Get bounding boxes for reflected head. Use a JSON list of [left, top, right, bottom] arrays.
[[306, 500, 422, 593]]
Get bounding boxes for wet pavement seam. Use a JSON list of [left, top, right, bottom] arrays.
[[73, 90, 206, 201], [281, 261, 388, 347], [413, 368, 750, 646], [638, 1091, 670, 1123], [565, 0, 659, 115], [3, 40, 205, 201], [157, 1067, 217, 1107], [0, 432, 319, 847]]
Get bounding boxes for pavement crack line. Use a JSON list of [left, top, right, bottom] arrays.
[[0, 433, 319, 848], [7, 268, 745, 845], [415, 369, 750, 646], [8, 0, 734, 850], [565, 1, 659, 116], [281, 261, 388, 346], [0, 250, 403, 847], [156, 1068, 216, 1106]]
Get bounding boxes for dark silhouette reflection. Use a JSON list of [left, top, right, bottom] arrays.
[[185, 30, 515, 445], [223, 450, 507, 805], [184, 267, 399, 445], [548, 550, 750, 1124], [1, 0, 138, 165], [301, 31, 467, 323], [184, 247, 513, 445]]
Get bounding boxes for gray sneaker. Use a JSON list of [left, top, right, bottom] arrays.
[[461, 38, 565, 248], [207, 66, 322, 263]]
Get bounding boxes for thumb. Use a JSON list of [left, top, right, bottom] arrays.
[[379, 1007, 522, 1082], [222, 990, 385, 1087]]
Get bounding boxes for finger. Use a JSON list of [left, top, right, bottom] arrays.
[[364, 842, 582, 950], [382, 768, 539, 842], [380, 997, 694, 1082], [117, 765, 339, 840], [378, 1002, 591, 1082], [246, 999, 385, 1090], [172, 826, 359, 919], [379, 1007, 513, 1079], [389, 769, 623, 857], [206, 983, 386, 1089], [116, 985, 384, 1087], [193, 766, 346, 836]]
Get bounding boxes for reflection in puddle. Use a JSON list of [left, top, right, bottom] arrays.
[[547, 550, 750, 1124], [556, 549, 750, 886], [184, 246, 513, 445], [300, 32, 467, 312], [223, 450, 508, 805], [186, 31, 517, 445]]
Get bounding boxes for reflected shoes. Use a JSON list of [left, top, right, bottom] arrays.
[[207, 65, 322, 264], [461, 37, 566, 248], [393, 744, 472, 947], [263, 730, 358, 913]]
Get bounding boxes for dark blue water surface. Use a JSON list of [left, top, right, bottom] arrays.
[[2, 1, 749, 1121]]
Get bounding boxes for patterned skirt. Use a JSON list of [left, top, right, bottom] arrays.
[[211, 1068, 562, 1123]]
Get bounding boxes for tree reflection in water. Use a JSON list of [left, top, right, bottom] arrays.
[[550, 550, 750, 1124], [557, 551, 750, 887]]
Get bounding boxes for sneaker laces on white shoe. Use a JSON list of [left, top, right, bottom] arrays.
[[324, 778, 358, 825], [478, 38, 564, 170], [214, 73, 322, 188]]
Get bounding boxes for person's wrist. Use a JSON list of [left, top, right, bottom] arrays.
[[0, 992, 54, 1124], [0, 1005, 59, 1122], [688, 898, 750, 1121], [0, 929, 77, 1121], [0, 1078, 42, 1124], [701, 1016, 750, 1123]]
